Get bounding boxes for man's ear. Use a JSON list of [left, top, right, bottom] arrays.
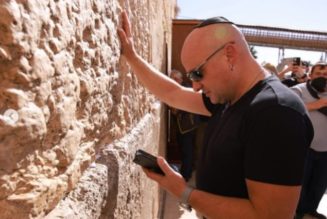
[[224, 43, 237, 71], [225, 43, 236, 63]]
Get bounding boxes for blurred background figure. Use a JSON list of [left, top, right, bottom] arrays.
[[169, 69, 199, 181], [277, 57, 309, 87], [262, 62, 278, 76], [291, 62, 327, 219]]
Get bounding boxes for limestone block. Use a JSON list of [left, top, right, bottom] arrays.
[[0, 0, 176, 218], [44, 163, 109, 219], [46, 106, 164, 219], [31, 49, 54, 82]]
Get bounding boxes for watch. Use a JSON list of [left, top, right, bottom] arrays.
[[179, 185, 193, 211]]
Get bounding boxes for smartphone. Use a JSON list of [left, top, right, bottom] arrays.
[[282, 57, 301, 66], [133, 149, 179, 175], [292, 57, 301, 66]]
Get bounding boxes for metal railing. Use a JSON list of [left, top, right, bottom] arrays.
[[173, 19, 327, 52]]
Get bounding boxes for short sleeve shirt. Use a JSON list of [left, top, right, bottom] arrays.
[[196, 76, 313, 198]]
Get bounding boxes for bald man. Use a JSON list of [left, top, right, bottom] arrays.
[[118, 12, 313, 219]]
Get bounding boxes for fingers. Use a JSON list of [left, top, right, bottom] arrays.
[[118, 11, 135, 57], [157, 157, 172, 174], [143, 167, 163, 182], [117, 28, 126, 43], [142, 157, 174, 182], [158, 156, 182, 178], [121, 11, 132, 38]]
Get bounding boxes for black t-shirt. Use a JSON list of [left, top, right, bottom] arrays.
[[196, 76, 313, 198]]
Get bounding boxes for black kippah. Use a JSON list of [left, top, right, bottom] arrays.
[[194, 16, 234, 29]]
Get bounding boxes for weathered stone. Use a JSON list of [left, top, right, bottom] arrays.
[[0, 0, 176, 218], [0, 46, 12, 61]]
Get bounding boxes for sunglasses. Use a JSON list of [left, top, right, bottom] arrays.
[[186, 41, 234, 82]]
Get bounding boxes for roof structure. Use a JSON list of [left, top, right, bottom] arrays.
[[173, 19, 327, 52]]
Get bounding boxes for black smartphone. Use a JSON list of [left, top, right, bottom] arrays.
[[133, 149, 164, 175], [133, 149, 179, 175], [293, 57, 301, 66]]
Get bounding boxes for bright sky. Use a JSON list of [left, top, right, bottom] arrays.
[[177, 0, 327, 66]]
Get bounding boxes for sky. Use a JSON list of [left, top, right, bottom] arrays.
[[176, 0, 327, 66]]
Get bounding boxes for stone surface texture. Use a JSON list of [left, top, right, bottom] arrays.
[[0, 0, 176, 218]]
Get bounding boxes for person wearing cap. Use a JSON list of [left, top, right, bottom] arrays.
[[291, 62, 327, 219], [117, 11, 313, 219]]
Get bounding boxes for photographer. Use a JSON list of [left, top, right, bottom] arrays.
[[291, 62, 327, 219], [278, 58, 309, 87]]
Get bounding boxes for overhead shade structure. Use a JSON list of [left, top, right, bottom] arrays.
[[173, 19, 327, 52], [239, 24, 327, 52]]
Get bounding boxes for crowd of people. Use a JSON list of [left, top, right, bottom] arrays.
[[263, 58, 327, 219], [117, 11, 327, 219]]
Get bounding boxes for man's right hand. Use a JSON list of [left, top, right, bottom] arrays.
[[117, 11, 136, 61]]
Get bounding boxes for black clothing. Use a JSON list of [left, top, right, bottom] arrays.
[[306, 80, 327, 116], [282, 77, 300, 87], [196, 76, 314, 198]]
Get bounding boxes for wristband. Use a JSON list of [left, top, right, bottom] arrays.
[[179, 186, 193, 211]]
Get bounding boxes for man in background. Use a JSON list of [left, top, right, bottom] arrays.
[[292, 62, 327, 219], [169, 69, 198, 182]]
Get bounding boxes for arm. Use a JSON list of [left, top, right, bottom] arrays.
[[117, 11, 210, 116], [190, 179, 300, 219], [291, 87, 327, 112], [306, 98, 327, 111], [146, 158, 300, 219], [277, 65, 292, 80]]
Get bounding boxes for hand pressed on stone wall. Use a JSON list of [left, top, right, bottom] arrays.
[[116, 11, 207, 116], [117, 11, 137, 62]]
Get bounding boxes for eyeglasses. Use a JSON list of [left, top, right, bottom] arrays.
[[186, 41, 234, 82]]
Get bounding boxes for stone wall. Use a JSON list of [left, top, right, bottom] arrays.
[[0, 0, 176, 218]]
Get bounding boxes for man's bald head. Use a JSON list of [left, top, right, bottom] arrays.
[[181, 18, 249, 72]]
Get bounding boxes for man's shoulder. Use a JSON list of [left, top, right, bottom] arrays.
[[252, 77, 307, 115]]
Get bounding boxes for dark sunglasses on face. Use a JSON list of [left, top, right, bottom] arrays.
[[186, 41, 235, 82]]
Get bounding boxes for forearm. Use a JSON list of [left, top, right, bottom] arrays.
[[125, 54, 210, 115], [187, 184, 298, 219], [305, 100, 327, 111], [126, 53, 182, 103], [149, 158, 298, 219], [189, 189, 258, 219], [277, 69, 289, 79]]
